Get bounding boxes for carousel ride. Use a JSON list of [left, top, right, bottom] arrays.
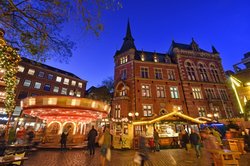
[[21, 96, 110, 147]]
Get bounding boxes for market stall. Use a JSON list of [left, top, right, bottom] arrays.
[[132, 111, 206, 149]]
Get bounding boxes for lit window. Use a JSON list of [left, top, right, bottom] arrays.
[[64, 78, 69, 85], [211, 106, 220, 118], [143, 105, 152, 117], [141, 67, 149, 78], [198, 107, 206, 117], [154, 55, 158, 62], [53, 86, 59, 93], [44, 98, 57, 105], [120, 56, 128, 64], [76, 91, 81, 97], [78, 82, 82, 88], [28, 69, 35, 75], [38, 71, 45, 78], [71, 80, 76, 86], [23, 80, 31, 87], [34, 82, 41, 89], [48, 74, 53, 80], [115, 105, 121, 118], [141, 85, 151, 97], [61, 88, 67, 95], [141, 54, 145, 61], [155, 68, 163, 79], [56, 76, 62, 82], [173, 105, 182, 112], [70, 99, 80, 106], [156, 86, 165, 98], [119, 87, 127, 96], [167, 70, 175, 80], [44, 84, 51, 91], [18, 66, 25, 72], [170, 87, 179, 99], [192, 87, 203, 99], [69, 90, 74, 96]]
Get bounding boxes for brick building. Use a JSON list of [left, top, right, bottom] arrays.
[[14, 57, 87, 116], [112, 22, 236, 121]]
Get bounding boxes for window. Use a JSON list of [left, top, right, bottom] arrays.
[[28, 69, 35, 75], [219, 89, 228, 101], [141, 85, 150, 97], [192, 87, 203, 99], [61, 88, 67, 95], [119, 87, 127, 96], [185, 61, 197, 81], [141, 54, 145, 61], [153, 55, 158, 62], [69, 90, 74, 96], [170, 87, 179, 99], [18, 66, 25, 72], [71, 80, 76, 86], [17, 91, 28, 99], [47, 74, 53, 80], [210, 65, 220, 82], [154, 68, 163, 79], [121, 69, 127, 80], [44, 84, 51, 91], [115, 105, 121, 118], [38, 71, 45, 78], [120, 56, 128, 64], [198, 64, 209, 81], [211, 106, 220, 118], [63, 78, 69, 85], [56, 76, 62, 82], [198, 107, 206, 117], [78, 82, 83, 88], [156, 86, 165, 98], [53, 86, 59, 93], [226, 107, 233, 118], [205, 88, 217, 99], [16, 77, 20, 85], [34, 82, 41, 89], [76, 91, 81, 97], [173, 105, 182, 112], [141, 67, 149, 78], [167, 70, 175, 80], [143, 105, 152, 117], [23, 80, 31, 87]]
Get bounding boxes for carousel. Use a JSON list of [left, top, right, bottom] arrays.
[[21, 96, 110, 147]]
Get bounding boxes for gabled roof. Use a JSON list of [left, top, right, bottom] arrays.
[[133, 111, 206, 125]]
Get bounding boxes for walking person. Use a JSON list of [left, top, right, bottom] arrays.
[[180, 129, 190, 151], [87, 126, 98, 155], [60, 130, 68, 151], [153, 129, 160, 152], [138, 131, 149, 166], [190, 129, 201, 158], [100, 126, 111, 166]]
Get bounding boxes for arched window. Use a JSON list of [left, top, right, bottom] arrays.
[[210, 64, 220, 82], [185, 61, 197, 81], [198, 63, 209, 81]]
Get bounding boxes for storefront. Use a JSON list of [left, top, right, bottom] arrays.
[[132, 111, 206, 148]]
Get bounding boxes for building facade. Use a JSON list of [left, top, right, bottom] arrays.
[[14, 57, 87, 116], [112, 22, 236, 121]]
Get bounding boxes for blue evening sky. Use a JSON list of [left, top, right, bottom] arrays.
[[45, 0, 250, 88]]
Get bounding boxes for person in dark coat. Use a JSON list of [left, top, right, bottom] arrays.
[[87, 126, 98, 155], [138, 131, 149, 166], [181, 130, 190, 151], [60, 130, 68, 151], [190, 129, 201, 158]]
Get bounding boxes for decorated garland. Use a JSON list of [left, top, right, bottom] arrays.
[[0, 37, 21, 114]]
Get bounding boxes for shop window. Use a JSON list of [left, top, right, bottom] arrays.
[[34, 82, 41, 89], [44, 84, 51, 91], [28, 69, 35, 75], [155, 68, 163, 79], [23, 79, 31, 87], [170, 87, 179, 99], [135, 125, 142, 136]]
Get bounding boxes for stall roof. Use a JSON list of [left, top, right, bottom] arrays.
[[133, 111, 206, 125]]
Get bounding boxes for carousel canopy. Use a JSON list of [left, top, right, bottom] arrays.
[[132, 111, 206, 125], [21, 96, 110, 123]]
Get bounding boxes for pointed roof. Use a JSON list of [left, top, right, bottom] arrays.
[[190, 38, 199, 51], [119, 20, 136, 53], [212, 45, 219, 54]]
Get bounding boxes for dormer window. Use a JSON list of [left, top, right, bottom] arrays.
[[120, 56, 128, 65], [154, 55, 158, 62], [141, 54, 145, 61]]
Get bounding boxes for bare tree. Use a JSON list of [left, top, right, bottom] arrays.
[[101, 76, 114, 93], [0, 0, 122, 62]]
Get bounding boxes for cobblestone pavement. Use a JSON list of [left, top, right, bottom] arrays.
[[24, 148, 250, 166]]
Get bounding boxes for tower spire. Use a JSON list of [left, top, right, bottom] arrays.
[[119, 20, 136, 53]]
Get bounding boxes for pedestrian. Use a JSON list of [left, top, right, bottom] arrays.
[[60, 130, 68, 151], [100, 126, 111, 166], [138, 131, 149, 166], [87, 126, 98, 155], [190, 129, 201, 158], [153, 129, 160, 151], [27, 127, 35, 144], [180, 129, 190, 151], [16, 126, 26, 144], [200, 129, 221, 166]]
